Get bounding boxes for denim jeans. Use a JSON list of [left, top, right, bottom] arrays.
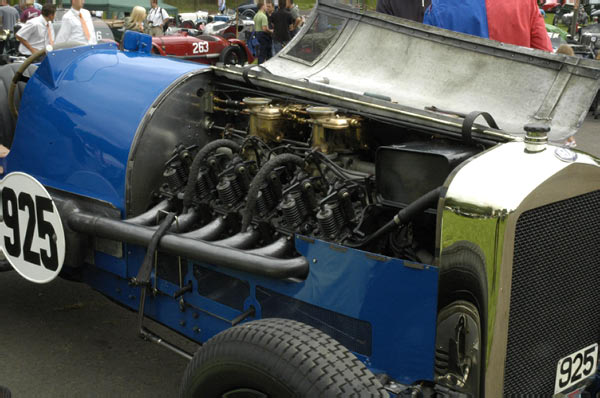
[[272, 40, 286, 56]]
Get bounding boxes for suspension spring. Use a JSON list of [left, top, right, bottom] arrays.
[[317, 205, 340, 238], [281, 196, 303, 227]]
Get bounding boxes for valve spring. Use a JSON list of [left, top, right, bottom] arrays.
[[163, 167, 183, 191], [171, 160, 188, 182], [327, 201, 346, 229], [195, 168, 213, 198], [255, 190, 269, 216], [260, 183, 276, 210], [289, 190, 308, 217], [317, 206, 340, 238], [216, 178, 237, 206], [281, 196, 303, 226], [224, 174, 243, 199]]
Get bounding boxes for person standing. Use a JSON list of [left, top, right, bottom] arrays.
[[217, 0, 226, 14], [54, 0, 97, 45], [20, 0, 40, 22], [270, 0, 294, 55], [123, 5, 145, 34], [423, 0, 552, 52], [288, 0, 302, 38], [376, 0, 431, 22], [0, 0, 19, 54], [16, 3, 55, 55], [253, 0, 272, 63], [146, 0, 169, 37], [0, 0, 20, 31]]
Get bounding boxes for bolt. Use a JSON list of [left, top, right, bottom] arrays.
[[128, 295, 135, 300], [192, 326, 200, 333], [312, 258, 317, 264], [179, 320, 186, 327], [192, 312, 199, 319], [116, 288, 121, 293]]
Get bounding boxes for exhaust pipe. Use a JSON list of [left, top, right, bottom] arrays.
[[179, 217, 226, 241], [125, 200, 174, 226], [247, 237, 291, 258], [68, 211, 309, 280], [211, 228, 260, 249]]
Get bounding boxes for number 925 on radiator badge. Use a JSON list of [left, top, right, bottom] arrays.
[[0, 172, 65, 283], [555, 343, 598, 395]]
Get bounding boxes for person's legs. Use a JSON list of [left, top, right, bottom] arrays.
[[257, 32, 269, 63], [151, 26, 163, 37], [272, 40, 283, 55]]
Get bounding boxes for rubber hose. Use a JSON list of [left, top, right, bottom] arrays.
[[241, 153, 304, 231], [346, 186, 442, 248], [182, 139, 241, 210]]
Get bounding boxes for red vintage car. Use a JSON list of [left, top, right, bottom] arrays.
[[151, 28, 254, 65]]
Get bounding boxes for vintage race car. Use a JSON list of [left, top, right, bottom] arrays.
[[152, 27, 254, 65], [2, 0, 600, 396]]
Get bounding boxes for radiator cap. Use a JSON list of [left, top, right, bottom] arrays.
[[524, 123, 550, 153]]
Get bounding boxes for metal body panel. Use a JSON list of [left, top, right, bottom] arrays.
[[261, 0, 600, 141], [81, 237, 440, 385], [439, 141, 600, 396], [5, 43, 205, 213]]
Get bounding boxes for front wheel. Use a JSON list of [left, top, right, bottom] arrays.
[[219, 45, 243, 65], [179, 318, 387, 398], [434, 300, 482, 397], [240, 9, 255, 20]]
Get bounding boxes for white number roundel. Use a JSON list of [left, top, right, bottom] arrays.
[[0, 172, 65, 283]]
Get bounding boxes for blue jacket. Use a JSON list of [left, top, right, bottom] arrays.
[[423, 0, 489, 38]]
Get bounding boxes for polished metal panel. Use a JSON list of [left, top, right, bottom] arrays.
[[260, 0, 600, 141], [439, 142, 600, 396]]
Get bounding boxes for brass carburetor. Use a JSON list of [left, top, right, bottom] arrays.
[[307, 106, 365, 154], [243, 97, 284, 143]]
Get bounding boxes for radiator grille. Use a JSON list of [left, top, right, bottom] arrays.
[[503, 190, 600, 394]]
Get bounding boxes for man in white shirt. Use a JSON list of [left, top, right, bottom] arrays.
[[16, 3, 56, 55], [147, 0, 169, 37], [55, 0, 97, 45]]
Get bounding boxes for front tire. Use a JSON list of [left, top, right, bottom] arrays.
[[219, 45, 243, 65], [179, 318, 386, 398]]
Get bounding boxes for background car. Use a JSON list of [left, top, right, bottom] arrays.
[[152, 27, 253, 65]]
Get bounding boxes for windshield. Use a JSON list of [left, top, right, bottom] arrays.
[[286, 13, 346, 64]]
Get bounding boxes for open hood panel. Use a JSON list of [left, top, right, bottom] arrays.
[[252, 0, 600, 142]]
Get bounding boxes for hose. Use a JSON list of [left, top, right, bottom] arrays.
[[240, 153, 304, 231], [345, 187, 442, 248], [182, 139, 241, 210]]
